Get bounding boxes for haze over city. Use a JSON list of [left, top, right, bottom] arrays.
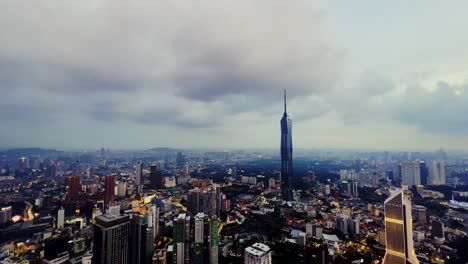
[[1, 1, 468, 150]]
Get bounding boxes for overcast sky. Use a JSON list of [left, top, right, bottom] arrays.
[[1, 1, 468, 151]]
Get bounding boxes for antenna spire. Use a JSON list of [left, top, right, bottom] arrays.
[[284, 90, 287, 113]]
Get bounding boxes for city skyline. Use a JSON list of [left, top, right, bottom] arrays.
[[1, 1, 468, 150]]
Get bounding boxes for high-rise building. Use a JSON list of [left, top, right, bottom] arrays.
[[93, 214, 131, 264], [336, 214, 349, 235], [0, 206, 12, 224], [173, 213, 186, 264], [57, 207, 64, 229], [280, 90, 293, 201], [419, 161, 428, 185], [412, 205, 427, 225], [150, 163, 164, 189], [147, 204, 159, 239], [427, 161, 446, 185], [135, 161, 143, 193], [382, 189, 419, 264], [244, 243, 272, 264], [104, 175, 115, 205], [400, 162, 421, 186], [194, 213, 206, 264], [129, 214, 153, 264], [65, 175, 81, 202], [431, 219, 445, 240], [210, 216, 219, 264], [187, 187, 221, 218]]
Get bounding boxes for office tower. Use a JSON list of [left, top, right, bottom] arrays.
[[135, 161, 143, 193], [427, 161, 446, 185], [382, 189, 419, 264], [412, 205, 427, 225], [336, 214, 349, 235], [147, 205, 159, 239], [280, 90, 293, 201], [419, 161, 428, 185], [46, 164, 56, 178], [431, 219, 445, 240], [244, 243, 272, 264], [304, 238, 329, 264], [117, 182, 127, 197], [93, 214, 130, 264], [129, 215, 153, 264], [210, 216, 219, 264], [65, 175, 81, 202], [150, 163, 164, 189], [57, 207, 64, 229], [173, 213, 186, 264], [187, 187, 221, 217], [104, 176, 115, 205], [350, 180, 358, 197], [400, 162, 421, 186], [348, 218, 360, 235], [0, 206, 12, 224], [194, 213, 206, 264]]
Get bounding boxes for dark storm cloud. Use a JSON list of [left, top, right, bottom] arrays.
[[0, 1, 344, 128]]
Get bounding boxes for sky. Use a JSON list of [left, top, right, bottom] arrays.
[[1, 1, 468, 151]]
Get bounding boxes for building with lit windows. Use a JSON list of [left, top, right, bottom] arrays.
[[382, 189, 419, 264]]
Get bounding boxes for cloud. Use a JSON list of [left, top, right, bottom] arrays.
[[0, 0, 345, 128], [329, 72, 468, 135]]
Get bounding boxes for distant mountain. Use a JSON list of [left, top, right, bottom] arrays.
[[3, 148, 63, 158], [146, 147, 179, 153]]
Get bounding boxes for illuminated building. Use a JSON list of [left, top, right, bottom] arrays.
[[382, 189, 419, 264]]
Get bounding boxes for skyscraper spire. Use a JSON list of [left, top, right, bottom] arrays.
[[284, 89, 287, 114], [280, 90, 293, 201]]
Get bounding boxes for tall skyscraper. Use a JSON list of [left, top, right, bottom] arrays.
[[104, 175, 115, 206], [173, 213, 186, 264], [129, 214, 153, 264], [280, 90, 293, 201], [65, 175, 80, 202], [382, 189, 419, 264], [400, 162, 421, 186], [93, 214, 131, 264], [150, 163, 164, 189], [194, 213, 206, 264], [210, 216, 219, 264], [427, 161, 446, 185], [135, 161, 143, 193], [57, 207, 64, 229]]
